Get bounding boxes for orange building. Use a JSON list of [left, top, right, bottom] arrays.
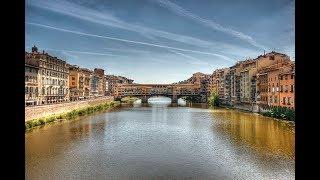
[[69, 65, 93, 101], [279, 64, 295, 109], [256, 51, 293, 109]]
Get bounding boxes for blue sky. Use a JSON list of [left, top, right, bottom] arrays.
[[25, 0, 294, 83]]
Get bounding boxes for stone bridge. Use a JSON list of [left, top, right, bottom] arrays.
[[113, 83, 208, 104]]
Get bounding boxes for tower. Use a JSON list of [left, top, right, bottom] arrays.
[[31, 45, 38, 53]]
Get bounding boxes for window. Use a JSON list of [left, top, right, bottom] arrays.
[[283, 97, 286, 105], [285, 85, 288, 92], [274, 96, 277, 103], [291, 75, 294, 79], [285, 75, 288, 80], [291, 85, 294, 92], [288, 97, 291, 105], [72, 77, 75, 80]]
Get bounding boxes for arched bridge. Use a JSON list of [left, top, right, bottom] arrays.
[[114, 83, 208, 103]]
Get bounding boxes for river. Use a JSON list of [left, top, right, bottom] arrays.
[[25, 98, 295, 179]]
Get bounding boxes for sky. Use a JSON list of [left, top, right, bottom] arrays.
[[25, 0, 295, 83]]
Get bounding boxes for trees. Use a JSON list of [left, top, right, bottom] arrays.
[[208, 91, 220, 107]]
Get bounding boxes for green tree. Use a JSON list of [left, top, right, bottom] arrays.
[[208, 90, 220, 107]]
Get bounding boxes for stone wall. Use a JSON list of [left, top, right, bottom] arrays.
[[25, 96, 114, 121]]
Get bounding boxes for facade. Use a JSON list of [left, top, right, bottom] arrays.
[[256, 52, 294, 109], [114, 83, 201, 103], [69, 65, 92, 101], [25, 53, 40, 106], [209, 68, 229, 104], [105, 75, 134, 96], [279, 64, 295, 109], [207, 51, 295, 110], [90, 68, 106, 97], [69, 65, 80, 101], [238, 59, 257, 104], [25, 46, 69, 105], [256, 73, 268, 107]]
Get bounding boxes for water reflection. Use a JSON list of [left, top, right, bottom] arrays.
[[211, 108, 295, 159], [26, 99, 294, 179]]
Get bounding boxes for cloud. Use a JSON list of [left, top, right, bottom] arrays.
[[154, 0, 267, 50], [27, 0, 214, 49], [26, 22, 238, 61], [27, 0, 258, 60]]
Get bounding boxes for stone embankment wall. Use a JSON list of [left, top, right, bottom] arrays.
[[232, 103, 260, 113], [25, 96, 114, 121]]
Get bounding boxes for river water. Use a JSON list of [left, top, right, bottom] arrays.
[[25, 98, 295, 179]]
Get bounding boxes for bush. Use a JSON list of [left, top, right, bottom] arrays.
[[46, 116, 57, 123], [25, 121, 33, 129], [38, 119, 45, 125], [262, 106, 295, 121]]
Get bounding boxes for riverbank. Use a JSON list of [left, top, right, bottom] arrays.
[[120, 97, 140, 104], [216, 104, 295, 125], [25, 101, 121, 132]]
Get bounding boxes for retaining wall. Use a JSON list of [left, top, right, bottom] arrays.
[[25, 96, 114, 121]]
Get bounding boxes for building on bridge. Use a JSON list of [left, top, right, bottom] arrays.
[[105, 75, 134, 96], [114, 83, 206, 103]]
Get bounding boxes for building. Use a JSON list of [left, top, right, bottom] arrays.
[[105, 75, 134, 96], [25, 52, 40, 106], [256, 51, 291, 71], [279, 64, 295, 109], [256, 52, 294, 109], [238, 59, 257, 104], [209, 68, 229, 102], [68, 65, 93, 101], [90, 68, 106, 97], [26, 45, 69, 105]]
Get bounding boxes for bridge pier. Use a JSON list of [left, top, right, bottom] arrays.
[[141, 97, 148, 104]]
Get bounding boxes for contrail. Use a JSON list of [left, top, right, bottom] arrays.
[[26, 22, 236, 59], [42, 48, 126, 57], [155, 0, 267, 50]]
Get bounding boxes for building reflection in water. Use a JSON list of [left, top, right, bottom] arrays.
[[210, 108, 295, 160]]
